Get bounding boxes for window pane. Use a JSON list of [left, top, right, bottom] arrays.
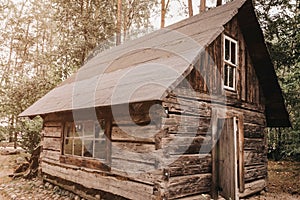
[[73, 138, 83, 156], [95, 121, 105, 139], [229, 66, 234, 88], [74, 122, 83, 137], [231, 42, 236, 64], [94, 139, 106, 160], [225, 39, 230, 61], [84, 121, 94, 137], [224, 64, 228, 86], [64, 138, 73, 155], [64, 123, 74, 138], [83, 139, 94, 157]]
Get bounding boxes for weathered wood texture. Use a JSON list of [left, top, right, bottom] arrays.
[[239, 179, 267, 198], [41, 161, 155, 200], [38, 16, 269, 200], [168, 174, 211, 199], [161, 91, 213, 199], [180, 16, 264, 109]]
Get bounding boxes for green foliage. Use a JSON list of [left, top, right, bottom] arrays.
[[0, 0, 159, 151], [18, 117, 42, 154], [256, 0, 300, 160]]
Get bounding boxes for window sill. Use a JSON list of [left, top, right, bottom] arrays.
[[224, 86, 236, 92], [59, 155, 110, 171]]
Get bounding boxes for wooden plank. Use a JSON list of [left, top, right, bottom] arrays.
[[162, 99, 211, 117], [44, 126, 61, 138], [244, 151, 267, 166], [111, 125, 156, 143], [162, 136, 212, 155], [42, 137, 61, 150], [112, 148, 156, 166], [59, 155, 110, 171], [244, 123, 265, 138], [44, 121, 62, 127], [168, 155, 211, 177], [111, 157, 156, 173], [218, 118, 236, 199], [239, 179, 266, 198], [244, 138, 265, 151], [41, 150, 61, 161], [41, 161, 155, 200], [244, 164, 267, 183], [240, 31, 246, 101], [168, 173, 211, 199], [238, 115, 245, 192], [113, 141, 156, 153], [211, 109, 218, 200]]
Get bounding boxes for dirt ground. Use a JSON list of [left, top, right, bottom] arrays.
[[0, 149, 299, 200], [246, 160, 300, 200]]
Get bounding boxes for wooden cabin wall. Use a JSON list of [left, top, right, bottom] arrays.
[[40, 111, 164, 200], [224, 17, 268, 198], [164, 17, 268, 199], [184, 16, 263, 109], [161, 94, 213, 199]]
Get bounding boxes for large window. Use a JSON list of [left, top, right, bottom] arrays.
[[223, 35, 238, 90], [63, 120, 109, 162]]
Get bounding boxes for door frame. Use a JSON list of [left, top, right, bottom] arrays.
[[211, 110, 244, 200]]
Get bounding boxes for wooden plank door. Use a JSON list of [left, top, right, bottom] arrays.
[[217, 117, 238, 200]]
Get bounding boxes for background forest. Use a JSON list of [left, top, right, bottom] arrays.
[[0, 0, 299, 159]]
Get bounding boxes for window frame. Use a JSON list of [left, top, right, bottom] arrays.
[[62, 119, 111, 165], [223, 35, 238, 91]]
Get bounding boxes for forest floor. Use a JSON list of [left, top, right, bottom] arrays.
[[246, 160, 300, 200], [0, 145, 299, 200]]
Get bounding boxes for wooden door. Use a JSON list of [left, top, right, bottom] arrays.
[[217, 117, 238, 200]]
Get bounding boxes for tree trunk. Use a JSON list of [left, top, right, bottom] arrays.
[[200, 0, 206, 12], [161, 0, 166, 28], [161, 0, 170, 28], [116, 0, 122, 45], [188, 0, 193, 17]]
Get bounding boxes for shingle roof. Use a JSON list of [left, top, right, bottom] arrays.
[[19, 0, 290, 127]]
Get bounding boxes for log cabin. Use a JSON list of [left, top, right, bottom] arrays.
[[20, 0, 291, 199]]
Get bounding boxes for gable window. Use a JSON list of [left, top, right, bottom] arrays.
[[223, 35, 238, 90], [63, 120, 110, 163]]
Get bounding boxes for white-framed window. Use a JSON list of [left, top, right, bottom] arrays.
[[63, 120, 109, 162], [223, 35, 238, 91]]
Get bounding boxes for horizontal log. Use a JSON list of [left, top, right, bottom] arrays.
[[239, 179, 266, 198], [163, 116, 211, 136], [245, 164, 267, 183], [168, 88, 265, 113], [112, 148, 156, 165], [244, 123, 265, 138], [111, 157, 156, 173], [44, 127, 62, 138], [162, 98, 211, 117], [168, 155, 212, 177], [244, 138, 266, 151], [60, 155, 110, 171], [162, 136, 212, 155], [243, 111, 266, 126], [42, 137, 61, 151], [41, 150, 61, 161], [41, 161, 155, 200], [244, 151, 267, 166], [111, 125, 156, 143], [44, 121, 62, 127], [113, 141, 155, 153], [168, 173, 211, 199]]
